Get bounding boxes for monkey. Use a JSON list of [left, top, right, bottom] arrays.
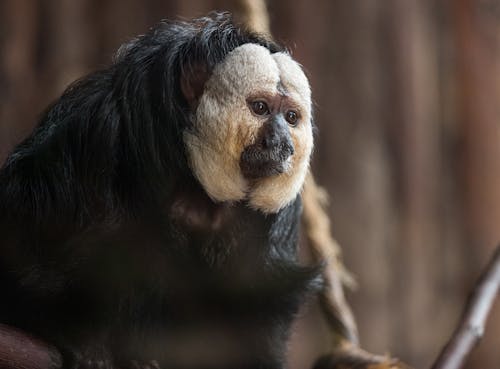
[[0, 12, 319, 369]]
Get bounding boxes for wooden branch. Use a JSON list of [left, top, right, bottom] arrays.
[[431, 245, 500, 369], [0, 324, 61, 369], [235, 0, 270, 35]]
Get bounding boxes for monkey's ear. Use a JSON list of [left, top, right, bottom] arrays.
[[180, 64, 210, 109]]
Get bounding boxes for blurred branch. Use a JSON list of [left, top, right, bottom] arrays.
[[234, 0, 270, 35], [302, 173, 359, 345], [0, 324, 61, 369], [431, 245, 500, 369]]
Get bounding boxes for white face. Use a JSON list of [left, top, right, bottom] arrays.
[[183, 44, 313, 214]]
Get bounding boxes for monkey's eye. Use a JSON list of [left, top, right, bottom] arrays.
[[251, 101, 270, 116], [285, 110, 299, 126]]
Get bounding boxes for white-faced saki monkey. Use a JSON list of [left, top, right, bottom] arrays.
[[0, 12, 328, 369]]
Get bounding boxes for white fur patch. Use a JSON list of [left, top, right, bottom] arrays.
[[183, 44, 313, 213]]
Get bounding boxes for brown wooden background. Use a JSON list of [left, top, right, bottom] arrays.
[[1, 1, 499, 368]]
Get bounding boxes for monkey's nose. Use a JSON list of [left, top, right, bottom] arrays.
[[261, 132, 295, 156], [260, 118, 294, 158], [240, 119, 295, 179], [261, 128, 279, 149]]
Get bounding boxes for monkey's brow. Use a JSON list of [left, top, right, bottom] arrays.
[[276, 80, 288, 95]]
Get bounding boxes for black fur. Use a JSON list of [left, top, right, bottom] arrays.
[[0, 13, 318, 369]]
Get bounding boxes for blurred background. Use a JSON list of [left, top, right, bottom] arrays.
[[0, 1, 499, 368]]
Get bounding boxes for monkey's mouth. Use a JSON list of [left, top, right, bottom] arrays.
[[239, 143, 293, 179]]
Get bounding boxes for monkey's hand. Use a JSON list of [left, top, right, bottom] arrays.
[[313, 343, 413, 369], [0, 323, 62, 369], [63, 345, 114, 369], [58, 345, 162, 369], [128, 360, 161, 369]]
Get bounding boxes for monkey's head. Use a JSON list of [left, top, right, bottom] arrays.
[[181, 43, 313, 214]]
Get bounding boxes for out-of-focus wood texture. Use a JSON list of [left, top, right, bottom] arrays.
[[1, 1, 498, 369]]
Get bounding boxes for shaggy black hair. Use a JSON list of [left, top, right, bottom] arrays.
[[0, 13, 318, 369]]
